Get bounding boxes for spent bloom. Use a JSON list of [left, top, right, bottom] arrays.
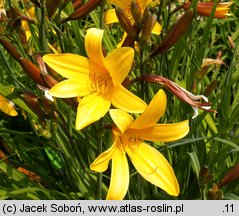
[[0, 95, 18, 116], [43, 28, 146, 130], [90, 90, 189, 199]]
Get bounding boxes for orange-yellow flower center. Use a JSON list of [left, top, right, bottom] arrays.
[[115, 133, 142, 152], [89, 72, 113, 95]]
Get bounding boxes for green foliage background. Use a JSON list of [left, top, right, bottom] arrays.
[[0, 0, 239, 199]]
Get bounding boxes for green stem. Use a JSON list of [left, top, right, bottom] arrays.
[[39, 2, 48, 52], [100, 0, 107, 29], [97, 137, 103, 199], [0, 47, 24, 87]]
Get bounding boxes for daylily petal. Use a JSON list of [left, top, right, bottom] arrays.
[[104, 47, 134, 86], [106, 147, 129, 200], [104, 9, 118, 25], [126, 142, 179, 196], [131, 89, 167, 129], [90, 143, 116, 172], [85, 28, 104, 67], [48, 79, 92, 98], [152, 21, 162, 35], [117, 32, 127, 48], [109, 109, 133, 134], [128, 120, 189, 142], [139, 0, 153, 13], [108, 0, 129, 9], [0, 96, 18, 116], [112, 86, 147, 113], [43, 54, 90, 80], [76, 93, 111, 130]]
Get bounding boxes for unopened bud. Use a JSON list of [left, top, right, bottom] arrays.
[[73, 0, 83, 10], [0, 37, 22, 60], [141, 9, 157, 43], [19, 58, 47, 87], [218, 164, 239, 188], [203, 80, 219, 96], [17, 167, 41, 182], [195, 66, 209, 80], [130, 0, 143, 24], [0, 37, 48, 87], [19, 27, 28, 48], [199, 166, 213, 185], [45, 0, 64, 18], [151, 10, 194, 55], [115, 7, 137, 38], [61, 0, 102, 23], [228, 36, 235, 49], [21, 90, 45, 119], [42, 74, 59, 88]]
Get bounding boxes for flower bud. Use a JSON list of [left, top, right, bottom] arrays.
[[19, 27, 28, 48], [199, 166, 213, 186], [151, 10, 194, 55], [115, 7, 137, 38], [19, 58, 47, 87], [62, 0, 102, 23], [130, 0, 142, 24], [228, 36, 235, 49], [17, 167, 41, 182], [6, 7, 21, 28], [0, 37, 22, 60], [45, 0, 64, 18], [73, 0, 83, 10], [218, 164, 239, 188], [203, 80, 219, 96], [141, 9, 157, 43], [42, 74, 59, 88], [21, 90, 45, 120]]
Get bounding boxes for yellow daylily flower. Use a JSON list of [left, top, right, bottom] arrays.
[[105, 0, 162, 45], [0, 95, 18, 116], [90, 89, 189, 200], [43, 28, 147, 130]]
